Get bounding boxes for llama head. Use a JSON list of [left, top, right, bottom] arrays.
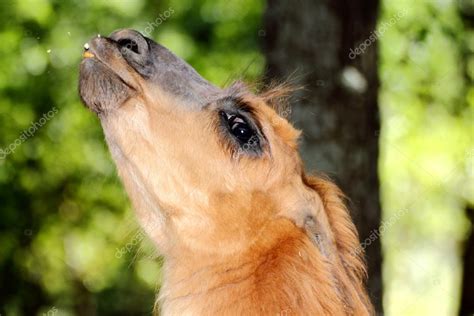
[[79, 29, 333, 258], [79, 29, 373, 315]]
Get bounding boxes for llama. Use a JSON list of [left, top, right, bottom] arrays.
[[79, 29, 374, 315]]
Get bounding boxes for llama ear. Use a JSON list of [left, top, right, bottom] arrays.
[[287, 175, 373, 312], [281, 186, 335, 258], [301, 175, 368, 279]]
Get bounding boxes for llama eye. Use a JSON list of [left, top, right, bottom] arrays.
[[230, 121, 254, 143], [220, 111, 257, 144]]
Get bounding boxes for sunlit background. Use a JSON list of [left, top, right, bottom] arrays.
[[0, 0, 472, 315]]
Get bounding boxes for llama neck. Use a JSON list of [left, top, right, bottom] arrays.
[[157, 219, 362, 315]]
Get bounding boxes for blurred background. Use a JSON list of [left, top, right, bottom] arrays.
[[0, 0, 472, 315]]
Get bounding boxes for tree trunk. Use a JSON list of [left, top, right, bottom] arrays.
[[263, 0, 382, 313], [460, 206, 474, 316]]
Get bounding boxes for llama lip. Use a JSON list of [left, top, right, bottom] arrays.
[[80, 37, 111, 64], [83, 51, 95, 58], [82, 42, 95, 58]]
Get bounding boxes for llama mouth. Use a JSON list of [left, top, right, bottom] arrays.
[[79, 36, 141, 114], [79, 55, 135, 113], [81, 37, 138, 91], [79, 29, 223, 113], [81, 55, 137, 93]]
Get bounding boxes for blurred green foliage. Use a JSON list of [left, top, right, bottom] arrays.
[[379, 0, 473, 315], [0, 0, 472, 315]]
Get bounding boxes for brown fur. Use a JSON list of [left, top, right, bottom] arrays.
[[103, 86, 373, 315], [79, 32, 373, 315]]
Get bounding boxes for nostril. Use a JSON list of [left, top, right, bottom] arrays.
[[118, 38, 140, 54], [110, 29, 149, 58]]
